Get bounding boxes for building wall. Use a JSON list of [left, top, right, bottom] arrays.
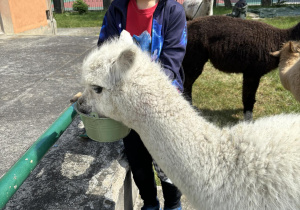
[[9, 0, 48, 33], [0, 0, 53, 34]]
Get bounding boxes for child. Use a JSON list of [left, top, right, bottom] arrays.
[[97, 0, 187, 209]]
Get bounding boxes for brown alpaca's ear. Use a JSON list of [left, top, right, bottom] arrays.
[[109, 47, 136, 87], [270, 51, 280, 57]]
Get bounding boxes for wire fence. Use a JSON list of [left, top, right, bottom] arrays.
[[51, 0, 103, 11], [216, 0, 300, 6], [51, 0, 300, 11]]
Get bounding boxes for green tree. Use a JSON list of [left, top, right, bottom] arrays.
[[72, 0, 89, 14]]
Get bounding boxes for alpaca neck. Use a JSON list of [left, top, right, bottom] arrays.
[[120, 78, 236, 205], [198, 0, 213, 16], [278, 56, 300, 90]]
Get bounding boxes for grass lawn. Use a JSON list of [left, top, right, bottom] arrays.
[[257, 16, 300, 28], [53, 11, 106, 28], [54, 7, 299, 29], [192, 63, 299, 127], [191, 7, 300, 126]]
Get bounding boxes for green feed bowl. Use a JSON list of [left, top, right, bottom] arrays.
[[74, 102, 131, 142]]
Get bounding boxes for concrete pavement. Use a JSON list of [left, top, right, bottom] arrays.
[[0, 32, 98, 178]]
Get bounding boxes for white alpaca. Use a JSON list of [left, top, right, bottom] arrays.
[[183, 0, 213, 20], [270, 41, 300, 102], [79, 31, 300, 210]]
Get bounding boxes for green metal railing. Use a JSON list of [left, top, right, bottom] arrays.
[[0, 104, 77, 209]]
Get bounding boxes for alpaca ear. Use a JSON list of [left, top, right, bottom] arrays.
[[289, 41, 295, 53], [117, 47, 136, 69], [290, 41, 300, 53], [270, 51, 280, 57], [108, 47, 136, 87], [119, 30, 133, 45]]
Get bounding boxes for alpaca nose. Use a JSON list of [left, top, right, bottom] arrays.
[[78, 96, 84, 106]]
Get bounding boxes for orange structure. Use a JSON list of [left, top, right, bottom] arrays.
[[0, 0, 56, 35]]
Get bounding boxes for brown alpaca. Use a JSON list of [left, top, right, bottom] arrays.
[[270, 41, 300, 102], [183, 16, 300, 120]]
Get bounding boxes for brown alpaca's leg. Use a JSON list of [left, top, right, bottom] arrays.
[[183, 53, 208, 101], [242, 75, 261, 120], [183, 80, 194, 102]]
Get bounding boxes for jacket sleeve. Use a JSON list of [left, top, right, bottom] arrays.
[[97, 7, 121, 47], [159, 5, 187, 90]]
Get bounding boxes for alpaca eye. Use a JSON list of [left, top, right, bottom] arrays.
[[92, 86, 103, 94]]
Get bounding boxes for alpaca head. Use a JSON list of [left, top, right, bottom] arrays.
[[78, 30, 138, 121], [270, 41, 300, 60], [78, 30, 168, 124]]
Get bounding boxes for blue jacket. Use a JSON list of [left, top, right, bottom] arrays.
[[97, 0, 187, 91]]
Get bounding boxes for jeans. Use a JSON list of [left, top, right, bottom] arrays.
[[123, 130, 182, 208]]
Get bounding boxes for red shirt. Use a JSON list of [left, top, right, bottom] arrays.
[[126, 0, 158, 37]]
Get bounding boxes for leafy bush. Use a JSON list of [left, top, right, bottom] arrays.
[[72, 0, 89, 14]]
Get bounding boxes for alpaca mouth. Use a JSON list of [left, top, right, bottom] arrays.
[[79, 108, 91, 115], [76, 102, 92, 115]]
